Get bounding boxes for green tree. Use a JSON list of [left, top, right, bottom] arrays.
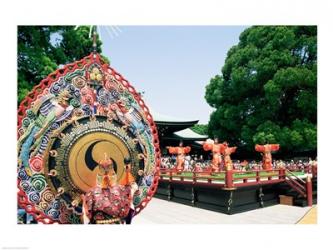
[[205, 26, 317, 156], [191, 124, 208, 135], [18, 26, 105, 104]]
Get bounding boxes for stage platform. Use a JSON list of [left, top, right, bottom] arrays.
[[156, 169, 317, 215]]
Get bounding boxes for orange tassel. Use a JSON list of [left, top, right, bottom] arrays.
[[119, 172, 135, 185]]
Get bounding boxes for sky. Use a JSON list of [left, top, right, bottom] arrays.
[[98, 26, 247, 124]]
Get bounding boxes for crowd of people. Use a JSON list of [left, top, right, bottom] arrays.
[[160, 154, 317, 173], [161, 155, 211, 171]]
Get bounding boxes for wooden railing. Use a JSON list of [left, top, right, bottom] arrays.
[[160, 163, 317, 175], [284, 169, 313, 206], [231, 170, 284, 187], [285, 169, 306, 197], [283, 165, 312, 174], [159, 169, 226, 188], [159, 168, 290, 188]]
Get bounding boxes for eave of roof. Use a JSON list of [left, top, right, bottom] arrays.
[[151, 110, 199, 125], [163, 128, 208, 141]]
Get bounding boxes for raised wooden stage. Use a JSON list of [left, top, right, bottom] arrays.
[[155, 169, 317, 215]]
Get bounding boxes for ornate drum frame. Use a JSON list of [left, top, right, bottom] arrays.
[[17, 53, 161, 224]]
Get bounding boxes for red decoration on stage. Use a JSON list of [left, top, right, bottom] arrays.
[[203, 139, 226, 172], [167, 142, 191, 172], [221, 142, 237, 171], [255, 144, 280, 170]]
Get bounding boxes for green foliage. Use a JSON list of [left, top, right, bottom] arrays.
[[191, 124, 208, 135], [18, 26, 104, 104], [205, 26, 317, 156]]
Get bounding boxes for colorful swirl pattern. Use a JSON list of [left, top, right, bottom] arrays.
[[41, 188, 55, 203], [29, 156, 43, 173], [31, 174, 46, 192], [28, 191, 40, 204]]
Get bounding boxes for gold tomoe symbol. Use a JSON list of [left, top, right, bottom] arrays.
[[68, 132, 130, 192]]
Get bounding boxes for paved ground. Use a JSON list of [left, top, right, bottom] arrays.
[[132, 198, 312, 224]]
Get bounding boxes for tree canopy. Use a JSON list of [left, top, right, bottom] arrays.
[[18, 26, 105, 104], [205, 26, 317, 157], [191, 124, 208, 136]]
